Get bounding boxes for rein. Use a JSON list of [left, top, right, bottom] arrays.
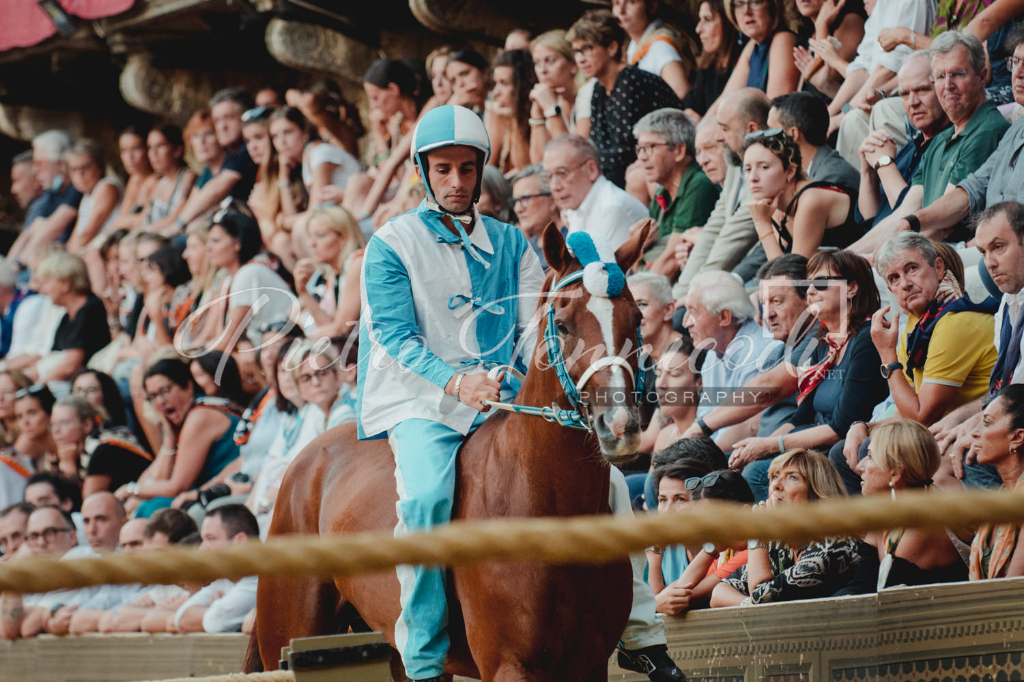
[[482, 269, 644, 432]]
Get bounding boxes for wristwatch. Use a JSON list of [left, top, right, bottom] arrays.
[[880, 361, 904, 379], [544, 105, 562, 119], [747, 539, 769, 550], [696, 417, 713, 437], [874, 155, 893, 170], [702, 542, 716, 555]]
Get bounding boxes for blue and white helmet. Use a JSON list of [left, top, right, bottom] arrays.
[[411, 104, 491, 206]]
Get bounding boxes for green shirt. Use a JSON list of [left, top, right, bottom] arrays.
[[912, 100, 1010, 208], [645, 162, 720, 261]]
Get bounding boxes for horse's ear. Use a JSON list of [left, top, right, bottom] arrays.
[[543, 223, 570, 273], [615, 219, 653, 273]]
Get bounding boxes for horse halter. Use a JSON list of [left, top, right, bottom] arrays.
[[483, 269, 645, 432]]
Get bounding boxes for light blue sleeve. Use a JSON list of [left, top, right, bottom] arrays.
[[362, 237, 456, 390]]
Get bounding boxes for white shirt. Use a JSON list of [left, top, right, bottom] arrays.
[[994, 289, 1024, 385], [564, 175, 649, 250], [848, 0, 934, 75], [626, 22, 683, 78], [302, 142, 362, 191], [227, 262, 296, 347], [571, 78, 597, 127], [173, 576, 257, 632], [9, 294, 64, 358]]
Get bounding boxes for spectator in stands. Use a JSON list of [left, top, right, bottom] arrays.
[[9, 151, 43, 230], [172, 504, 258, 633], [242, 107, 285, 244], [172, 88, 259, 234], [0, 505, 80, 639], [668, 469, 755, 613], [711, 449, 860, 605], [489, 49, 536, 175], [427, 46, 453, 105], [684, 269, 782, 449], [718, 0, 799, 100], [683, 0, 743, 119], [744, 130, 858, 261], [859, 420, 967, 587], [870, 233, 996, 424], [728, 251, 887, 461], [826, 0, 935, 161], [852, 32, 1010, 254], [184, 109, 225, 194], [107, 125, 154, 232], [674, 88, 769, 299], [52, 396, 150, 497], [0, 502, 32, 559], [567, 9, 680, 187], [647, 336, 702, 456], [790, 0, 866, 100], [33, 251, 111, 382], [72, 369, 128, 429], [613, 0, 692, 99], [175, 221, 228, 354], [0, 436, 29, 512], [117, 358, 241, 518], [207, 202, 293, 354], [142, 124, 194, 236], [629, 273, 683, 363], [511, 165, 566, 267], [769, 92, 859, 192], [969, 385, 1024, 579], [139, 244, 192, 348], [647, 458, 712, 604], [671, 118, 728, 271], [23, 471, 76, 513], [292, 206, 364, 339], [478, 166, 515, 223], [886, 31, 1024, 241], [529, 31, 586, 161], [64, 140, 122, 254], [634, 108, 720, 279], [542, 135, 648, 249], [687, 255, 819, 501], [15, 387, 57, 472], [446, 47, 491, 114], [856, 52, 950, 230]]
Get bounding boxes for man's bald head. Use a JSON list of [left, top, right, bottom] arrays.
[[717, 88, 770, 163], [81, 492, 126, 553], [118, 518, 148, 554]]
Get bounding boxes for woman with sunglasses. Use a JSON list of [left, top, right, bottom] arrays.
[[711, 448, 861, 605], [743, 129, 858, 260], [858, 419, 966, 588], [116, 358, 242, 518], [727, 250, 887, 464]]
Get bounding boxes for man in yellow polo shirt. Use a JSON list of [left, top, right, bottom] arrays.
[[870, 231, 997, 425]]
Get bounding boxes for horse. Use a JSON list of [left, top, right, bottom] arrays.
[[246, 223, 652, 681]]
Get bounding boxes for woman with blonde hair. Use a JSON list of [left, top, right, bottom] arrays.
[[529, 30, 589, 162], [293, 205, 366, 338], [711, 449, 862, 605], [858, 419, 966, 588]]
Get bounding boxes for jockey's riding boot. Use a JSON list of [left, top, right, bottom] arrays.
[[406, 677, 445, 682], [617, 643, 687, 682]]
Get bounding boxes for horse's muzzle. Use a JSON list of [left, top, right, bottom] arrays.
[[593, 405, 641, 461]]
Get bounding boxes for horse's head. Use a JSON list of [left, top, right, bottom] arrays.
[[539, 221, 652, 462]]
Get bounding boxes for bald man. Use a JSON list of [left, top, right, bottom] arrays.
[[673, 88, 771, 300], [66, 519, 149, 634], [81, 492, 126, 554]]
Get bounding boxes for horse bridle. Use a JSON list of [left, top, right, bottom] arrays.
[[483, 269, 645, 432]]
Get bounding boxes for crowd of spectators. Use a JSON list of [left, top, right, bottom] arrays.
[[2, 0, 1024, 648]]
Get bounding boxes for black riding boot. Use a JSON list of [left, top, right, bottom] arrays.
[[617, 643, 687, 682]]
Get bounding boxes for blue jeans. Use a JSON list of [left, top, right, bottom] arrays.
[[624, 472, 649, 511], [388, 416, 483, 680], [742, 457, 777, 503]]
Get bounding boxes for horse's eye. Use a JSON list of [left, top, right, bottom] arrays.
[[554, 320, 570, 335]]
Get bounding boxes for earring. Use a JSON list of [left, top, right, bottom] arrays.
[[889, 480, 896, 501]]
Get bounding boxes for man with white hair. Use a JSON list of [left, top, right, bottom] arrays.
[[8, 130, 81, 266], [542, 134, 648, 249], [683, 270, 782, 449]]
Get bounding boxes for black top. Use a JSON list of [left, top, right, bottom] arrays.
[[682, 43, 745, 116], [221, 143, 258, 201], [795, 0, 867, 46], [52, 294, 111, 362], [590, 65, 680, 187], [771, 181, 861, 253], [85, 442, 152, 492], [884, 554, 968, 588]]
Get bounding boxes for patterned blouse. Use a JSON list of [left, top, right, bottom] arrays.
[[721, 537, 861, 605]]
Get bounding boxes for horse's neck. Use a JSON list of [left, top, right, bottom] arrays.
[[484, 365, 611, 517]]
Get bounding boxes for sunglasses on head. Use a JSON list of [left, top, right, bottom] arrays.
[[744, 128, 784, 142], [241, 106, 272, 123], [16, 385, 48, 401], [684, 473, 722, 491]]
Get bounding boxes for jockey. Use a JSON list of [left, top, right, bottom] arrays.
[[358, 104, 685, 682], [357, 104, 545, 682]]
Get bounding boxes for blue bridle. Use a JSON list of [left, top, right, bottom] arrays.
[[483, 269, 645, 432]]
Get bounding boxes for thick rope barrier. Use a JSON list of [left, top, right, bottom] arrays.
[[133, 673, 294, 682], [1, 488, 1022, 594]]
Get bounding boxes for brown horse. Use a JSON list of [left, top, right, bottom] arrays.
[[247, 224, 651, 681]]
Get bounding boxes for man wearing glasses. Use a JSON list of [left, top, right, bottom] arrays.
[[851, 31, 1010, 258], [509, 165, 566, 269], [542, 135, 647, 250], [0, 505, 80, 639]]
